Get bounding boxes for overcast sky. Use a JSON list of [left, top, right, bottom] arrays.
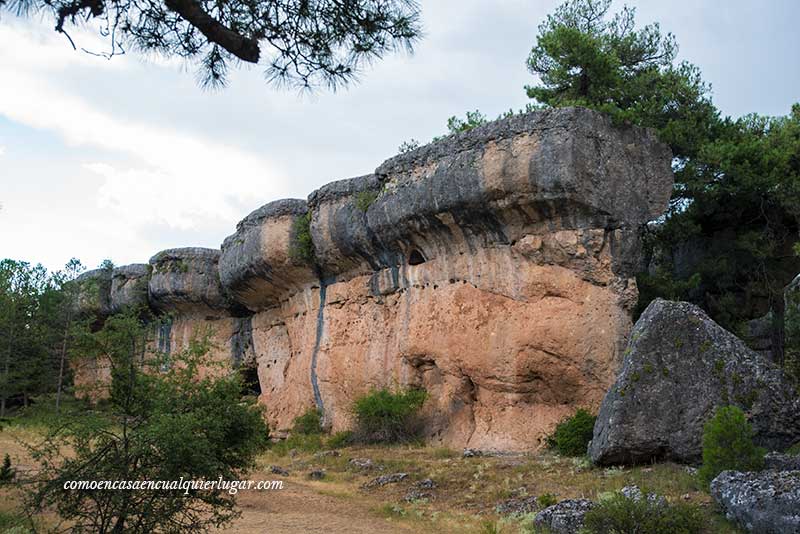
[[1, 0, 798, 272]]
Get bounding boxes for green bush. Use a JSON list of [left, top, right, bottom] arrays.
[[582, 492, 703, 534], [546, 408, 596, 457], [290, 212, 316, 265], [327, 431, 354, 449], [355, 190, 378, 212], [787, 442, 800, 455], [698, 405, 765, 485], [536, 493, 557, 509], [0, 454, 15, 483], [352, 387, 427, 444], [292, 408, 323, 435], [270, 433, 323, 456]]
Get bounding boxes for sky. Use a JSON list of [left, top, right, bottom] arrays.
[[1, 0, 798, 272]]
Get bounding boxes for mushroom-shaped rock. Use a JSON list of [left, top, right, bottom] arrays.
[[148, 248, 229, 314], [589, 299, 800, 465], [219, 199, 318, 311], [307, 107, 673, 280], [72, 268, 112, 318], [110, 264, 151, 313]]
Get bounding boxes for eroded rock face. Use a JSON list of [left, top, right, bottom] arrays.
[[110, 264, 151, 313], [73, 268, 113, 318], [590, 299, 800, 465], [243, 107, 674, 449], [711, 470, 800, 534], [74, 107, 675, 451], [219, 199, 316, 311]]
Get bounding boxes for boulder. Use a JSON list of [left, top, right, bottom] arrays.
[[72, 268, 112, 318], [109, 264, 151, 313], [711, 470, 800, 533], [764, 452, 800, 471], [219, 199, 317, 311], [148, 248, 230, 314], [533, 499, 595, 534], [590, 299, 800, 465]]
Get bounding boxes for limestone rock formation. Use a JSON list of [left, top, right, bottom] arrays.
[[73, 107, 675, 450], [110, 264, 151, 313], [148, 248, 230, 314], [590, 299, 800, 465], [711, 470, 800, 533], [764, 452, 800, 471], [73, 268, 113, 318]]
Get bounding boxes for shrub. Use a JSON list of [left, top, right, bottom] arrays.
[[327, 431, 354, 449], [270, 433, 323, 456], [355, 190, 378, 212], [290, 212, 316, 265], [352, 387, 427, 444], [292, 408, 323, 435], [546, 408, 596, 457], [787, 442, 800, 455], [698, 405, 765, 485], [536, 493, 557, 509], [0, 454, 15, 482], [582, 492, 703, 534]]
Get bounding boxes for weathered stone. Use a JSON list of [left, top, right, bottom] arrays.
[[533, 499, 595, 534], [72, 268, 112, 318], [148, 248, 230, 314], [362, 472, 408, 489], [711, 470, 800, 533], [414, 478, 437, 489], [590, 299, 800, 465], [404, 489, 433, 502], [348, 458, 376, 471], [77, 107, 676, 452], [110, 264, 151, 313], [764, 452, 800, 471], [270, 465, 290, 476], [307, 469, 325, 480], [219, 199, 317, 311]]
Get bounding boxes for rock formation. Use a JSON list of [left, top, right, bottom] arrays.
[[73, 107, 675, 450], [711, 470, 800, 533], [590, 299, 800, 465]]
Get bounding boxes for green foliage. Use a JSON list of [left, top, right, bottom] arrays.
[[698, 406, 765, 486], [0, 453, 15, 483], [352, 387, 428, 444], [546, 408, 596, 457], [293, 407, 323, 435], [446, 110, 488, 134], [787, 442, 800, 455], [26, 311, 269, 533], [327, 430, 354, 449], [398, 139, 421, 153], [525, 0, 717, 160], [290, 212, 316, 266], [355, 190, 378, 212], [581, 492, 703, 534], [537, 493, 558, 508], [0, 509, 28, 531], [635, 268, 701, 319]]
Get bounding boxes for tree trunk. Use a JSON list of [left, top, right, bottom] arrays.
[[55, 308, 72, 414]]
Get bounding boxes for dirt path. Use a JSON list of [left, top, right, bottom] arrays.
[[227, 477, 414, 534]]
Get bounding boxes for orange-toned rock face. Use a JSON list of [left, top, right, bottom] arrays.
[[75, 108, 673, 451]]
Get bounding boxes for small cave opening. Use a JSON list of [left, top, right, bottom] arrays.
[[408, 249, 427, 266], [239, 364, 262, 396]]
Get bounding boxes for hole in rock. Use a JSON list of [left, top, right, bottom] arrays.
[[239, 364, 261, 396], [408, 249, 426, 265]]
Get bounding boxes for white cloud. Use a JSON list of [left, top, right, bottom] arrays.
[[0, 18, 292, 245], [0, 145, 5, 157]]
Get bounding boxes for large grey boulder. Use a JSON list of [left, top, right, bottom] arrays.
[[109, 264, 151, 313], [590, 299, 800, 465], [148, 248, 230, 314], [711, 470, 800, 533], [533, 499, 595, 534]]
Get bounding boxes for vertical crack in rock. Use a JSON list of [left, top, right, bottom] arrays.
[[310, 280, 327, 420]]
